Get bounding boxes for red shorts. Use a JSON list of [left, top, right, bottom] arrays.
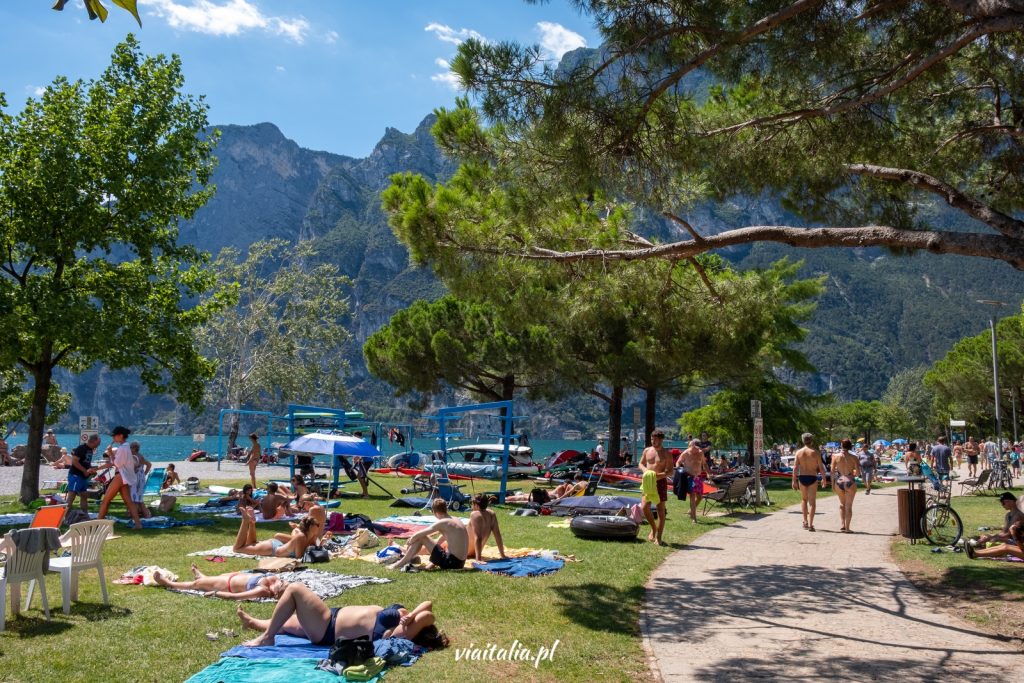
[[656, 477, 668, 503]]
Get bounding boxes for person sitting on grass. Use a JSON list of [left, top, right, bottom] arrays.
[[290, 474, 320, 511], [152, 564, 286, 600], [232, 506, 315, 558], [161, 463, 181, 489], [259, 482, 295, 520], [466, 494, 507, 561], [238, 583, 448, 649], [386, 499, 468, 571], [966, 492, 1024, 561]]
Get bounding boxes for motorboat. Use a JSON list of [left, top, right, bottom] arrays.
[[422, 443, 538, 479]]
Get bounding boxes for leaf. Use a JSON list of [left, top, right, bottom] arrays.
[[111, 0, 142, 26]]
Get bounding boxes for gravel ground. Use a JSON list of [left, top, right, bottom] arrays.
[[0, 460, 265, 496]]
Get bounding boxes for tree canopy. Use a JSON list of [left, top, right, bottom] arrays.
[[0, 36, 226, 501], [199, 239, 352, 446], [394, 0, 1024, 268]]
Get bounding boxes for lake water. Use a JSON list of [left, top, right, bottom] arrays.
[[5, 433, 681, 463]]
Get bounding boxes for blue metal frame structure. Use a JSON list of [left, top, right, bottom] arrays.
[[425, 400, 527, 503]]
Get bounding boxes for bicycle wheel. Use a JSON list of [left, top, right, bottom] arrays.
[[921, 504, 963, 546]]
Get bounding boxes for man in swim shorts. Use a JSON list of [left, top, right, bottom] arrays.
[[675, 436, 712, 524], [640, 430, 673, 544], [388, 498, 468, 571], [792, 433, 827, 531]]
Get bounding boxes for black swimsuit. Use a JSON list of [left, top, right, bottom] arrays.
[[317, 607, 340, 646]]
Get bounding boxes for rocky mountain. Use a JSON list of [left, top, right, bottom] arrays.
[[52, 114, 1024, 436]]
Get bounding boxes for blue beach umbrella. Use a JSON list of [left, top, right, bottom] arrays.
[[281, 432, 381, 459], [872, 439, 891, 447], [891, 438, 908, 445]]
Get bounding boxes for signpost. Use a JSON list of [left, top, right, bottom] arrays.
[[751, 400, 763, 505], [79, 415, 99, 444], [949, 419, 966, 444]]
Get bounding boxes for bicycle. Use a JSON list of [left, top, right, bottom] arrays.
[[989, 459, 1013, 490], [920, 476, 963, 546]]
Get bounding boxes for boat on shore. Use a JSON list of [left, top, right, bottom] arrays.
[[422, 443, 538, 479]]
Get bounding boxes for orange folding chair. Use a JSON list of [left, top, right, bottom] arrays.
[[29, 505, 66, 529]]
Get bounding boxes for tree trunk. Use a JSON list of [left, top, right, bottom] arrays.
[[644, 386, 657, 446], [228, 412, 241, 450], [607, 385, 624, 467], [20, 364, 52, 505]]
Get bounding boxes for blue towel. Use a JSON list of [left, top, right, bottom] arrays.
[[221, 634, 329, 660], [185, 657, 370, 683], [389, 497, 432, 508], [476, 556, 564, 577], [111, 516, 216, 529]]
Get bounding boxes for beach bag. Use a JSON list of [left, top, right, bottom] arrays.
[[257, 557, 301, 572], [186, 477, 200, 493], [353, 528, 380, 549], [328, 636, 373, 667], [325, 512, 346, 532], [303, 547, 330, 564], [158, 494, 176, 513], [628, 503, 644, 524]]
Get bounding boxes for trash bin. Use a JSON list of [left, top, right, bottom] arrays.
[[897, 487, 926, 539]]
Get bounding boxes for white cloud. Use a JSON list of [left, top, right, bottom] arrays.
[[28, 85, 46, 97], [147, 0, 310, 43], [425, 22, 486, 46], [535, 21, 586, 60], [275, 65, 286, 73], [325, 30, 339, 44], [425, 23, 486, 90], [430, 58, 461, 90]]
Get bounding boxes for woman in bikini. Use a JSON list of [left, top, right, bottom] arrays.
[[232, 506, 315, 558], [290, 475, 320, 511], [152, 564, 286, 600], [237, 583, 448, 649], [831, 438, 862, 533], [792, 433, 828, 531], [903, 442, 923, 476]]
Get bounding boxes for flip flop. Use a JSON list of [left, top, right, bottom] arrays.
[[206, 556, 226, 562]]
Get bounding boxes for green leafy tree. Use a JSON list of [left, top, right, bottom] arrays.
[[882, 366, 935, 434], [199, 239, 352, 447], [364, 295, 561, 406], [396, 2, 1024, 269], [0, 369, 69, 440], [0, 37, 226, 503], [812, 399, 884, 443], [925, 310, 1024, 436]]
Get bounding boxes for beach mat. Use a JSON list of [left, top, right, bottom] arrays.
[[188, 545, 263, 559], [221, 634, 328, 660], [171, 570, 390, 602], [185, 657, 374, 683], [474, 556, 564, 577], [112, 516, 216, 529]]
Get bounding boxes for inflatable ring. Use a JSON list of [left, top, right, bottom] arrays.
[[569, 515, 639, 540]]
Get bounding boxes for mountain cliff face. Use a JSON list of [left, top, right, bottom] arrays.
[[54, 114, 1024, 434]]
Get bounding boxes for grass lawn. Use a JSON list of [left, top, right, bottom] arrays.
[[890, 489, 1024, 646], [0, 474, 812, 683]]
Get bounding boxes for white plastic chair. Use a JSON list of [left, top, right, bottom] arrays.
[[51, 519, 114, 615], [0, 531, 51, 631]]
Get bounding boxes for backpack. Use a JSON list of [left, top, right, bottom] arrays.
[[328, 635, 373, 667]]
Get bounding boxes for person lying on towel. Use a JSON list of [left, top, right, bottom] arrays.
[[153, 563, 285, 600], [238, 583, 448, 649], [386, 499, 468, 571], [232, 506, 315, 558]]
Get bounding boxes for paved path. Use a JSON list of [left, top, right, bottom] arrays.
[[641, 485, 1024, 682]]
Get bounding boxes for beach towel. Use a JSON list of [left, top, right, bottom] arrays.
[[184, 657, 372, 683], [111, 516, 216, 529], [389, 497, 432, 508], [188, 545, 264, 559], [640, 470, 658, 500], [170, 570, 391, 602], [0, 513, 36, 526], [475, 556, 564, 577], [375, 515, 469, 526], [221, 634, 329, 660], [178, 504, 235, 515]]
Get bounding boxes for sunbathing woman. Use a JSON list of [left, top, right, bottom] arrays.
[[237, 583, 448, 649], [152, 563, 286, 600], [232, 506, 315, 558], [291, 475, 320, 511], [831, 439, 862, 533]]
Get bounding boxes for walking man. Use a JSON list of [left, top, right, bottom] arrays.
[[965, 436, 980, 478], [792, 433, 827, 530], [930, 436, 953, 480], [675, 435, 712, 523], [640, 430, 673, 544], [66, 434, 100, 513]]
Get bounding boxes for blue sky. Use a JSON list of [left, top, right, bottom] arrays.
[[0, 1, 599, 157]]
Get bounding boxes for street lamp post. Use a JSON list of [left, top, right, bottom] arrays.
[[977, 300, 1006, 449]]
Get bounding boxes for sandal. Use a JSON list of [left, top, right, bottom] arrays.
[[808, 526, 815, 532]]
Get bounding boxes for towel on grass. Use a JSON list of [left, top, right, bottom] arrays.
[[219, 511, 304, 523], [375, 515, 468, 526], [184, 657, 373, 683], [187, 545, 262, 559], [475, 556, 564, 577], [388, 497, 432, 509], [178, 504, 235, 515], [171, 570, 390, 602], [221, 634, 329, 660], [111, 516, 216, 529], [0, 513, 36, 526]]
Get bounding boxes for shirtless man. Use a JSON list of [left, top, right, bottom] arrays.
[[640, 430, 674, 544], [259, 482, 294, 519], [791, 433, 827, 531], [467, 494, 507, 560], [675, 436, 712, 523], [388, 499, 469, 570], [964, 436, 980, 478]]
